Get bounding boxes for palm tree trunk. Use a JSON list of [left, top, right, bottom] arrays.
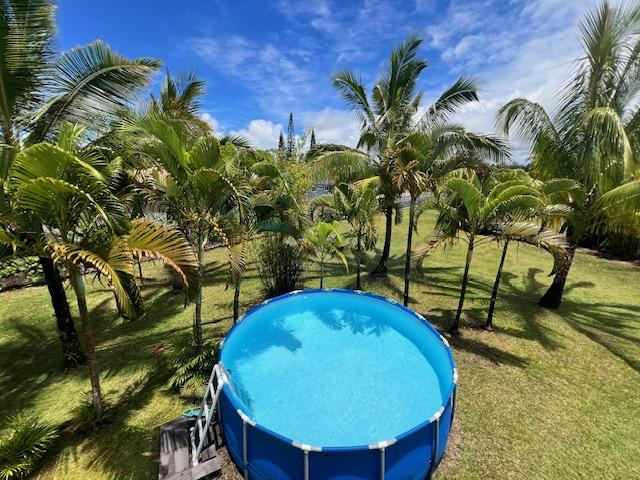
[[403, 198, 416, 307], [485, 240, 509, 331], [233, 276, 241, 323], [355, 236, 362, 290], [372, 206, 393, 276], [319, 261, 324, 288], [194, 241, 205, 351], [451, 238, 475, 334], [137, 254, 144, 285], [539, 243, 576, 309], [40, 257, 86, 369], [69, 267, 104, 422]]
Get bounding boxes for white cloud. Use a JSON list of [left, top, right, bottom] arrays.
[[200, 112, 223, 137], [230, 119, 284, 149], [301, 108, 361, 147], [187, 35, 318, 116]]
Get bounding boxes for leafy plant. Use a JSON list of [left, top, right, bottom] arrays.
[[306, 222, 348, 288], [65, 392, 111, 434], [165, 335, 218, 399], [257, 236, 305, 297], [0, 413, 58, 479]]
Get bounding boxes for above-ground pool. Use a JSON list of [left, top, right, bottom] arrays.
[[217, 289, 457, 480]]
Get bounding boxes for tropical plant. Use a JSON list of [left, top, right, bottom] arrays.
[[6, 139, 198, 422], [415, 173, 549, 333], [165, 334, 218, 399], [0, 413, 58, 480], [310, 181, 379, 289], [497, 1, 640, 308], [122, 113, 248, 351], [306, 221, 348, 288], [311, 35, 499, 278], [0, 0, 159, 369], [257, 238, 305, 297]]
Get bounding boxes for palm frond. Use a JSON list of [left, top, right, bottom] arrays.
[[28, 40, 160, 142]]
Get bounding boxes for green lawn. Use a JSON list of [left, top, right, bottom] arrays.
[[0, 212, 638, 479]]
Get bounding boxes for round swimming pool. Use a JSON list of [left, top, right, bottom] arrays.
[[217, 289, 457, 480]]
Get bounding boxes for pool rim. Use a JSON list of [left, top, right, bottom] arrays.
[[218, 288, 458, 452]]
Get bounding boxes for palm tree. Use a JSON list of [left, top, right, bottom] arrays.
[[123, 113, 247, 351], [150, 72, 211, 136], [390, 147, 428, 305], [0, 0, 159, 369], [306, 221, 348, 288], [312, 35, 497, 278], [417, 173, 547, 334], [392, 126, 508, 306], [7, 140, 197, 421], [483, 171, 581, 330], [310, 182, 379, 289], [497, 1, 640, 308]]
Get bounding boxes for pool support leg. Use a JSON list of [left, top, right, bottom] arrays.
[[304, 450, 309, 480], [427, 416, 440, 478], [242, 419, 248, 480], [380, 447, 386, 480]]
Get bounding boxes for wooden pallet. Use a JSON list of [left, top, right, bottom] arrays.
[[159, 416, 221, 480]]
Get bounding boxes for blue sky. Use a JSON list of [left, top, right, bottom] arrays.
[[56, 0, 603, 151]]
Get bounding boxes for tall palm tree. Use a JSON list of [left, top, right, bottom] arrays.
[[310, 181, 379, 289], [7, 139, 197, 421], [0, 0, 159, 368], [416, 173, 548, 334], [312, 35, 486, 277], [497, 1, 640, 308], [123, 113, 248, 351], [392, 127, 508, 306]]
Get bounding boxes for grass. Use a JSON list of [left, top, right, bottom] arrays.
[[0, 211, 638, 479]]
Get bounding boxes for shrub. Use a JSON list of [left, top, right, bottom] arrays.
[[65, 392, 110, 433], [0, 414, 58, 480], [165, 335, 218, 400], [257, 237, 305, 297]]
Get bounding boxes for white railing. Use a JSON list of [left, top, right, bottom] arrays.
[[190, 363, 225, 466]]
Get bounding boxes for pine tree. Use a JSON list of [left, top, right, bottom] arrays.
[[286, 112, 295, 159], [278, 131, 285, 150], [310, 129, 317, 149]]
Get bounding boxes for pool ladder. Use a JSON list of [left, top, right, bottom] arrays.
[[190, 363, 224, 466]]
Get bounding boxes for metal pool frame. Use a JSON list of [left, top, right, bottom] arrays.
[[216, 288, 458, 480]]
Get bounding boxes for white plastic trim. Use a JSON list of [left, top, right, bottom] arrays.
[[236, 314, 245, 323], [261, 298, 271, 305], [440, 335, 450, 348], [416, 313, 426, 321], [292, 441, 322, 452], [429, 406, 445, 423], [291, 290, 302, 295], [355, 290, 364, 294], [237, 409, 256, 427], [369, 438, 397, 449]]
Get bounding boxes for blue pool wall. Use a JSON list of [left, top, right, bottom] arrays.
[[218, 288, 458, 480]]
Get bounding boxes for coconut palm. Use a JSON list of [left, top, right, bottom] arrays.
[[0, 0, 159, 369], [416, 173, 548, 334], [482, 171, 581, 330], [497, 1, 640, 308], [312, 35, 500, 278], [306, 221, 348, 288], [122, 113, 248, 351], [310, 181, 379, 289], [391, 126, 508, 306], [7, 140, 197, 421]]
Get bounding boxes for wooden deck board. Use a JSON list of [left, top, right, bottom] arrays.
[[159, 416, 221, 480]]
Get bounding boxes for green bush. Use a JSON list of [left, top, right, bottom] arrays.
[[0, 414, 58, 480], [257, 238, 305, 297], [65, 392, 109, 434], [165, 335, 218, 400], [0, 257, 43, 283]]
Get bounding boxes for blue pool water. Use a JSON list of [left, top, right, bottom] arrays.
[[221, 291, 453, 447]]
